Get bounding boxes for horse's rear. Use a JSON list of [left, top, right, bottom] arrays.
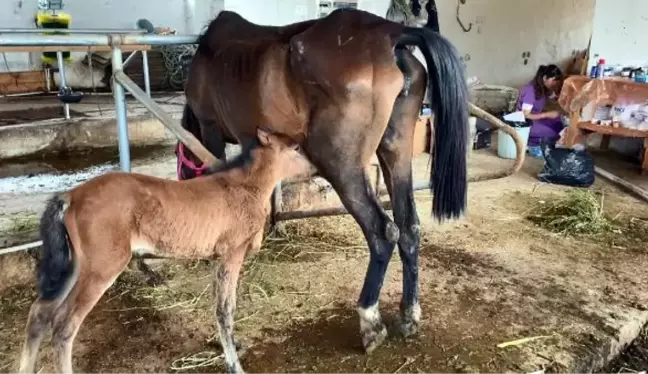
[[181, 7, 469, 358]]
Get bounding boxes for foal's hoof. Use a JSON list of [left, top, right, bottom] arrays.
[[145, 272, 166, 286], [362, 323, 388, 354], [385, 221, 400, 244]]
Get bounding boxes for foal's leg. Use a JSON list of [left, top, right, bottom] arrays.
[[52, 251, 130, 372], [20, 300, 61, 373], [213, 248, 246, 374], [377, 49, 427, 338]]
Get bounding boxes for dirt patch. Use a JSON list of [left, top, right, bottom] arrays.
[[2, 152, 648, 373], [0, 107, 87, 127]]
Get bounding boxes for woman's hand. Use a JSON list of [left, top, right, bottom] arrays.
[[543, 111, 561, 119]]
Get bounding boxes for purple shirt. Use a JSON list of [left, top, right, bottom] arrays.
[[517, 81, 562, 145], [517, 82, 547, 114]]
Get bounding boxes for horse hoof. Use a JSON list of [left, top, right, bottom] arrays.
[[398, 302, 421, 338], [385, 221, 400, 244], [362, 324, 388, 354], [397, 317, 419, 338]]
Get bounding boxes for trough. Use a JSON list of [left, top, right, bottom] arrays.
[[0, 114, 176, 160]]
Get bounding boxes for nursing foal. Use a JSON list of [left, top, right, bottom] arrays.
[[19, 129, 301, 374]]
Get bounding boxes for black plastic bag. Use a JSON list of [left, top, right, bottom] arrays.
[[537, 141, 595, 187]]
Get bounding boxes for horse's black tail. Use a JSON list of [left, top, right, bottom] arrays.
[[397, 27, 468, 222], [38, 195, 76, 301]]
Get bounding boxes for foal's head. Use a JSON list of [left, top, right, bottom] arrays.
[[251, 128, 306, 180]]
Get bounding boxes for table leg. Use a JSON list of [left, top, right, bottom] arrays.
[[564, 112, 582, 148], [600, 134, 611, 150]]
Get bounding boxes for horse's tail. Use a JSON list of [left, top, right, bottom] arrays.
[[38, 194, 78, 301], [397, 27, 468, 222]]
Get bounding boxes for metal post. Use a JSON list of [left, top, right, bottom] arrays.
[[142, 50, 151, 97], [56, 51, 70, 120], [271, 182, 283, 221], [111, 44, 131, 172]]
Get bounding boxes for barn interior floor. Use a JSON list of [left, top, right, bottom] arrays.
[[1, 142, 647, 373]]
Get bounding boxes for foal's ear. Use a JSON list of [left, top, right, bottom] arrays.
[[257, 127, 271, 146]]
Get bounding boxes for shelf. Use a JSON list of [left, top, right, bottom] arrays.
[[578, 121, 648, 138]]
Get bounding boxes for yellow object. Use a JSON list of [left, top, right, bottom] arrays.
[[36, 11, 72, 64]]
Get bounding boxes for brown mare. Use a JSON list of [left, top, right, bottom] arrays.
[[178, 7, 468, 357], [19, 129, 302, 374]]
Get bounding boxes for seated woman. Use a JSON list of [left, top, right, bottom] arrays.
[[517, 64, 564, 157]]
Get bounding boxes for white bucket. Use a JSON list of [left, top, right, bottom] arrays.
[[497, 125, 531, 160]]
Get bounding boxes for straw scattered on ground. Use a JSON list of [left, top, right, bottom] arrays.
[[527, 189, 612, 236]]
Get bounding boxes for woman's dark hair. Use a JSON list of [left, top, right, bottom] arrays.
[[533, 64, 563, 99]]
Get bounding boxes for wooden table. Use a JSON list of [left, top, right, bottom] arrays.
[[559, 76, 648, 175]]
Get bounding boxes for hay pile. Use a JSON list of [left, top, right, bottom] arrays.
[[528, 189, 611, 236]]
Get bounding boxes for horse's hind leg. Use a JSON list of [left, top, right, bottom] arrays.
[[377, 48, 426, 338], [304, 120, 400, 353], [213, 248, 246, 373]]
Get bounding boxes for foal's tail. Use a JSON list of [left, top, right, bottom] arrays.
[[397, 27, 469, 221], [38, 195, 76, 301]]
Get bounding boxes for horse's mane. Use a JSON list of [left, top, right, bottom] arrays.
[[205, 138, 261, 176]]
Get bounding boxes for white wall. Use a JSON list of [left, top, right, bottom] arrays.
[[360, 0, 595, 87], [588, 0, 648, 69]]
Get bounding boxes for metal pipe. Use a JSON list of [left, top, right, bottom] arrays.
[[0, 34, 198, 47], [271, 182, 283, 225], [0, 240, 43, 256], [122, 50, 139, 68], [275, 200, 393, 222], [111, 45, 131, 172], [113, 70, 218, 165], [0, 28, 146, 34], [142, 50, 151, 97], [118, 34, 199, 45], [56, 51, 70, 120]]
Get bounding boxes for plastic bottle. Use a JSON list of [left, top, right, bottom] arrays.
[[597, 58, 606, 78], [589, 64, 599, 78]]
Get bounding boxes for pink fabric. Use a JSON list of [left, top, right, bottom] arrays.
[[176, 142, 207, 180]]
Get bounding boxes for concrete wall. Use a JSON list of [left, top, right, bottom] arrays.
[[588, 0, 648, 69], [360, 0, 595, 87]]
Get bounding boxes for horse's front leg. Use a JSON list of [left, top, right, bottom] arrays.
[[213, 248, 246, 374]]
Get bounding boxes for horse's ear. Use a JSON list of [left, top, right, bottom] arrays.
[[257, 127, 271, 146]]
